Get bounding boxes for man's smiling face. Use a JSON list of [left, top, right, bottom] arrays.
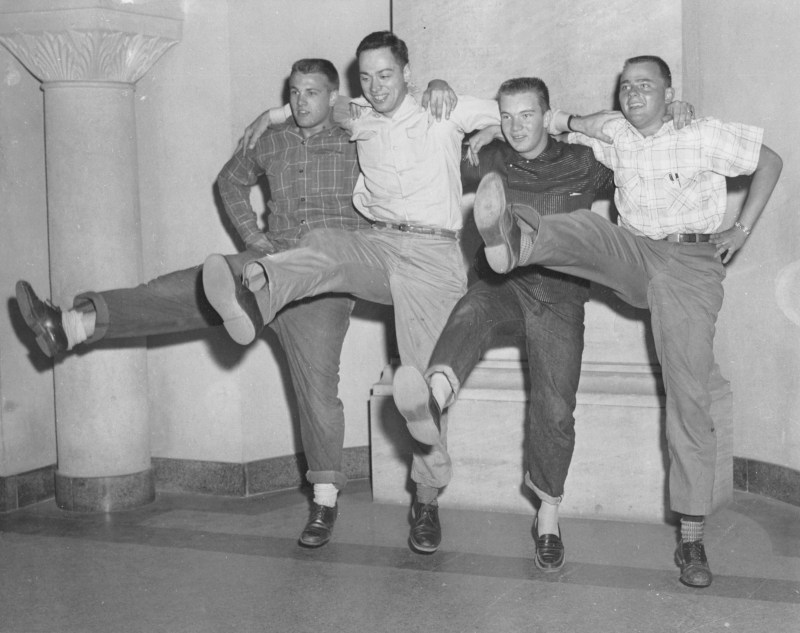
[[618, 60, 674, 135]]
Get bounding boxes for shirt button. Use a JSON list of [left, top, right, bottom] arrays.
[[300, 220, 306, 224], [300, 197, 306, 202], [299, 168, 304, 173]]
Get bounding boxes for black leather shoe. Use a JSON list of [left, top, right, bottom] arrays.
[[473, 171, 521, 274], [15, 280, 69, 358], [299, 503, 337, 548], [534, 521, 565, 572], [409, 501, 441, 554], [202, 254, 264, 345], [393, 365, 442, 446], [675, 540, 713, 587]]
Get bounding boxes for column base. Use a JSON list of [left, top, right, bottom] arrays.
[[55, 468, 155, 512]]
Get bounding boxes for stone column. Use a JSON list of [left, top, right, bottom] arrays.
[[0, 3, 181, 511]]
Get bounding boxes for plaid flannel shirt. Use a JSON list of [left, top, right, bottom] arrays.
[[571, 117, 763, 239], [217, 123, 370, 251]]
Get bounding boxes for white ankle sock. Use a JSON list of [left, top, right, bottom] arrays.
[[537, 499, 559, 536], [429, 372, 452, 410], [313, 483, 338, 508], [61, 309, 88, 350]]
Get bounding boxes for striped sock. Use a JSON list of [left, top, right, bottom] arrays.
[[519, 231, 534, 265], [681, 516, 705, 542]]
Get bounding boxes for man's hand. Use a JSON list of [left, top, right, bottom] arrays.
[[348, 101, 373, 120], [466, 125, 503, 166], [665, 100, 695, 129], [422, 79, 458, 121], [710, 225, 747, 264], [237, 110, 273, 154], [571, 110, 623, 144]]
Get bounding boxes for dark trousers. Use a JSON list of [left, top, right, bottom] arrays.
[[427, 278, 585, 500], [75, 250, 355, 489]]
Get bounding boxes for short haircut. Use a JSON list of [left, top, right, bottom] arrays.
[[623, 55, 672, 87], [496, 77, 550, 111], [290, 58, 339, 90], [356, 30, 409, 67]]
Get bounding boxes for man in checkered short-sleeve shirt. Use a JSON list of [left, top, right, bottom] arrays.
[[15, 58, 373, 548], [472, 55, 783, 588]]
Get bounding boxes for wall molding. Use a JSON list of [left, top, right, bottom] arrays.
[[733, 457, 800, 507], [3, 452, 797, 512]]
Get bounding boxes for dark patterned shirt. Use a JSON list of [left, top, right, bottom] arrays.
[[217, 122, 370, 252], [462, 137, 614, 305]]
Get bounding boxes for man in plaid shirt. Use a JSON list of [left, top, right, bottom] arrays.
[[15, 58, 372, 548], [472, 55, 783, 587]]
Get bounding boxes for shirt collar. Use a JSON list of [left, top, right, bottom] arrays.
[[349, 92, 420, 120], [287, 123, 344, 141], [503, 135, 560, 163], [621, 118, 675, 140]]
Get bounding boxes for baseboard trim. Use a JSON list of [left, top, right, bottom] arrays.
[[0, 464, 56, 512], [733, 457, 800, 507], [4, 452, 797, 511], [151, 445, 371, 497]]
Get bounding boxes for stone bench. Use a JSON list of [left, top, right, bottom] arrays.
[[369, 356, 733, 523]]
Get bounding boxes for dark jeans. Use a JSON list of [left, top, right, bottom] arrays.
[[75, 250, 355, 489], [427, 278, 585, 500]]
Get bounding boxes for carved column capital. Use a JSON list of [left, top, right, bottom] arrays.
[[0, 3, 182, 83], [0, 29, 178, 83]]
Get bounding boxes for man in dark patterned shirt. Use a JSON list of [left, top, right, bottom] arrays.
[[15, 59, 372, 548], [392, 77, 614, 572]]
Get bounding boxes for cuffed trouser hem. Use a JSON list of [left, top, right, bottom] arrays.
[[424, 364, 460, 409], [306, 469, 348, 491], [73, 291, 109, 344], [524, 472, 563, 505]]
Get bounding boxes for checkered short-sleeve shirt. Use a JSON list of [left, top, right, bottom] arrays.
[[571, 117, 763, 239]]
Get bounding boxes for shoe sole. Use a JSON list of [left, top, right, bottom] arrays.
[[393, 366, 440, 445], [534, 552, 565, 573], [202, 254, 257, 345], [674, 548, 713, 588], [408, 536, 438, 554], [298, 534, 332, 548], [15, 281, 58, 358], [474, 172, 515, 274]]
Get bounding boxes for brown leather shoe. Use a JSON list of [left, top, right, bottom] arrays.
[[15, 280, 68, 358], [409, 501, 441, 554], [393, 365, 442, 446], [675, 540, 713, 587], [473, 171, 521, 274], [299, 503, 337, 548], [202, 254, 264, 345]]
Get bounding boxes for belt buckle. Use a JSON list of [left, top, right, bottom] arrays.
[[397, 223, 410, 232]]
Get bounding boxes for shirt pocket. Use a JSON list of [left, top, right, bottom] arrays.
[[309, 147, 346, 194], [662, 169, 701, 217]]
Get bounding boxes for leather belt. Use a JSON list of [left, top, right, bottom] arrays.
[[662, 233, 712, 243], [372, 221, 460, 240]]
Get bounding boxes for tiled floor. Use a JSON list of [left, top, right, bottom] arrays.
[[1, 481, 798, 633]]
